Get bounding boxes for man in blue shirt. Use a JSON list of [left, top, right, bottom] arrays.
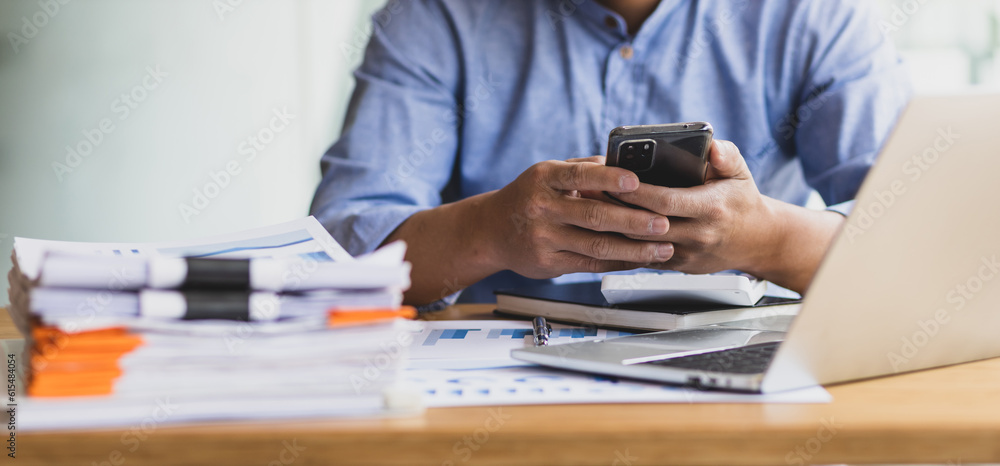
[[311, 0, 911, 306]]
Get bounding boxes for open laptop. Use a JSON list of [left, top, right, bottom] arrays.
[[512, 94, 1000, 393]]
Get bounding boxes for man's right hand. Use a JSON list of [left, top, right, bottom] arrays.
[[477, 159, 675, 279]]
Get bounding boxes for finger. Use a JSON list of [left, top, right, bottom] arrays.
[[580, 190, 634, 208], [544, 161, 640, 193], [556, 252, 661, 275], [643, 260, 697, 274], [556, 197, 670, 236], [577, 190, 607, 201], [640, 244, 696, 272], [642, 261, 677, 272], [624, 218, 698, 242], [565, 155, 607, 165], [705, 140, 751, 181], [559, 227, 674, 263], [611, 184, 716, 218]]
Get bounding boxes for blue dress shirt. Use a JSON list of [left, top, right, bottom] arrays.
[[311, 0, 911, 304]]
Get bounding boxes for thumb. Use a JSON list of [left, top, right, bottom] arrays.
[[705, 140, 750, 181]]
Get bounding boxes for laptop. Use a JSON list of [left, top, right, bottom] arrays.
[[512, 94, 1000, 393]]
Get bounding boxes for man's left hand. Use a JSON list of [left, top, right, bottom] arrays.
[[610, 140, 776, 274]]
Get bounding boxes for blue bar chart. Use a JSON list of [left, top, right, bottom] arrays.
[[421, 326, 624, 346]]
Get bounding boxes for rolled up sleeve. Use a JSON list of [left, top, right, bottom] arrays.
[[310, 0, 462, 256], [790, 0, 912, 206], [826, 200, 854, 217]]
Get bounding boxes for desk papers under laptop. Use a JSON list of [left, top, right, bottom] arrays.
[[405, 321, 829, 407]]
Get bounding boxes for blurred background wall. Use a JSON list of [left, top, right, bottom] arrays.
[[876, 0, 1000, 91], [0, 0, 997, 306]]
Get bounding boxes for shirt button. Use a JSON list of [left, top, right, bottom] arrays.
[[604, 15, 617, 29], [620, 45, 634, 60]]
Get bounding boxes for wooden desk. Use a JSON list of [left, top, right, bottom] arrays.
[[9, 305, 1000, 465]]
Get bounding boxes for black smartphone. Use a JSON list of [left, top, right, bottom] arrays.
[[605, 122, 714, 188]]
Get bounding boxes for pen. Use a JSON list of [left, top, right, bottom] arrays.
[[532, 316, 551, 347]]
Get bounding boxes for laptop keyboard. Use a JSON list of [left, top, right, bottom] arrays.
[[643, 342, 780, 374]]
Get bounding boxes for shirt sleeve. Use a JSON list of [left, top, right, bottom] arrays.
[[788, 0, 912, 206], [826, 200, 854, 217], [310, 1, 462, 256]]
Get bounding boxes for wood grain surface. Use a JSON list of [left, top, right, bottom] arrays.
[[6, 306, 1000, 465]]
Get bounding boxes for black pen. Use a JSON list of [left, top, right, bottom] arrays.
[[532, 316, 551, 347]]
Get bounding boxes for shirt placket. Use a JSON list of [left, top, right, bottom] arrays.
[[601, 25, 644, 133]]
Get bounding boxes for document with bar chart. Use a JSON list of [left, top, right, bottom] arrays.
[[407, 320, 633, 370], [405, 320, 832, 406], [405, 366, 831, 407]]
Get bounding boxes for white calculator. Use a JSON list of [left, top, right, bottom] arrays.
[[600, 273, 767, 307]]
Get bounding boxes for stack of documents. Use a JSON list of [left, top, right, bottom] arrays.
[[6, 217, 422, 430]]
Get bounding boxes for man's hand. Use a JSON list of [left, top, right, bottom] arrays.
[[609, 140, 845, 293], [477, 159, 675, 279], [385, 141, 841, 305], [611, 140, 771, 274]]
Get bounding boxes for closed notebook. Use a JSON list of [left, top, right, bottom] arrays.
[[494, 282, 801, 331]]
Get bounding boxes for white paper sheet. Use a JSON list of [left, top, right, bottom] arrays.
[[407, 366, 831, 407], [13, 216, 353, 281], [407, 320, 633, 370]]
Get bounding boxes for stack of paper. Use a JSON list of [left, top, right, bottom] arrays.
[[6, 217, 422, 430]]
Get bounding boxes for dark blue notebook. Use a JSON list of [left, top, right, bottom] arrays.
[[494, 282, 801, 331]]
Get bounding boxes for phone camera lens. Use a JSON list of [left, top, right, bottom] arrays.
[[619, 140, 655, 172]]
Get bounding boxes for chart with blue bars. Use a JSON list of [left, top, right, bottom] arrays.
[[421, 327, 632, 346]]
